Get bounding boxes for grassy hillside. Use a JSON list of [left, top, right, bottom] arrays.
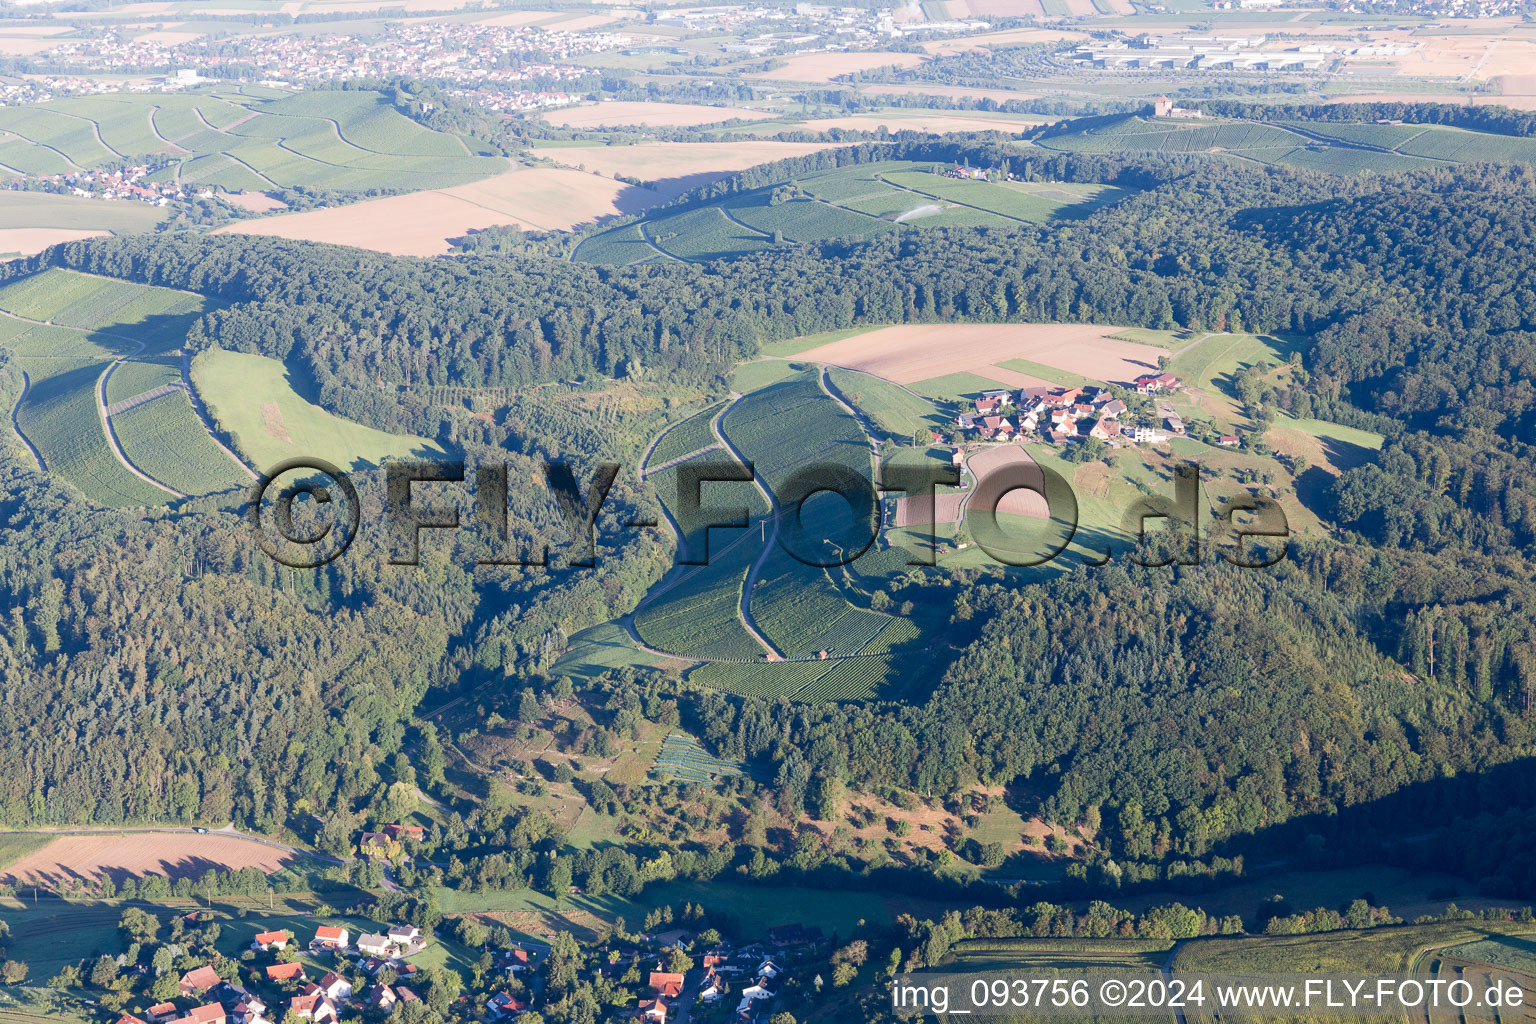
[[0, 89, 503, 193], [191, 349, 444, 474], [1039, 114, 1536, 173], [575, 159, 1130, 265]]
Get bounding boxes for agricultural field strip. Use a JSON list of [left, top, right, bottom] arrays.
[[7, 370, 43, 472], [630, 400, 899, 669], [880, 172, 1032, 223], [96, 351, 184, 499], [718, 378, 907, 675], [0, 285, 249, 493], [104, 381, 184, 417]]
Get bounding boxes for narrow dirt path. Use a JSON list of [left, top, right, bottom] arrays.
[[714, 391, 785, 660], [9, 370, 43, 472], [96, 353, 186, 499]]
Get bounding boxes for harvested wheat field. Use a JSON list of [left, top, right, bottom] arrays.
[[221, 192, 287, 214], [538, 141, 849, 197], [546, 101, 777, 129], [966, 445, 1050, 517], [0, 228, 106, 255], [1391, 34, 1536, 80], [218, 167, 664, 256], [754, 51, 927, 82], [2, 832, 298, 887], [0, 35, 65, 56], [796, 324, 1168, 387]]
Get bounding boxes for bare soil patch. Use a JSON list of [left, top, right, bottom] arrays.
[[754, 51, 927, 82], [966, 445, 1049, 518], [218, 167, 663, 257], [545, 101, 776, 129], [796, 323, 1167, 387], [220, 192, 287, 214], [2, 833, 297, 887], [0, 228, 106, 254], [260, 401, 292, 444]]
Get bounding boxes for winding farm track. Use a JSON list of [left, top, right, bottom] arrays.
[[713, 391, 786, 660], [9, 371, 43, 472], [96, 351, 186, 499], [0, 289, 254, 492]]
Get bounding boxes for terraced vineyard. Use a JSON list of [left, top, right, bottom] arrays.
[[103, 356, 181, 406], [645, 400, 725, 469], [113, 392, 250, 496], [1039, 114, 1536, 174], [0, 89, 503, 193], [650, 733, 750, 783], [576, 159, 1128, 264], [0, 268, 227, 505], [16, 360, 170, 507], [825, 366, 941, 439]]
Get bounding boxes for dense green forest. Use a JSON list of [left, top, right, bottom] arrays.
[[7, 147, 1536, 901]]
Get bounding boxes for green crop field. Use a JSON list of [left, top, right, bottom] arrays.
[[112, 392, 250, 496], [0, 89, 503, 193], [880, 172, 1129, 223], [15, 360, 169, 506], [826, 366, 941, 440], [576, 159, 1129, 264], [650, 732, 749, 783], [646, 400, 724, 469], [103, 355, 180, 406], [0, 269, 232, 505], [0, 192, 171, 235], [722, 374, 872, 488], [1041, 114, 1536, 173], [192, 348, 443, 474]]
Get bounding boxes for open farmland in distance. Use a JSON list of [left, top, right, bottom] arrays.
[[0, 89, 504, 193], [1039, 114, 1536, 173], [576, 160, 1130, 264]]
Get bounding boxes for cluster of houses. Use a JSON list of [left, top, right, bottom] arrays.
[[358, 823, 426, 858], [9, 166, 211, 206], [119, 968, 271, 1024], [953, 374, 1186, 447], [186, 923, 436, 1024], [600, 923, 821, 1023], [115, 915, 822, 1024]]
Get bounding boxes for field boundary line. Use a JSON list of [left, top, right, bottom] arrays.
[[878, 172, 1030, 223], [46, 108, 122, 160], [8, 370, 43, 473], [216, 150, 281, 189], [637, 221, 684, 262], [182, 349, 259, 482], [97, 354, 186, 499], [715, 391, 786, 661], [103, 381, 183, 417], [640, 442, 724, 479]]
